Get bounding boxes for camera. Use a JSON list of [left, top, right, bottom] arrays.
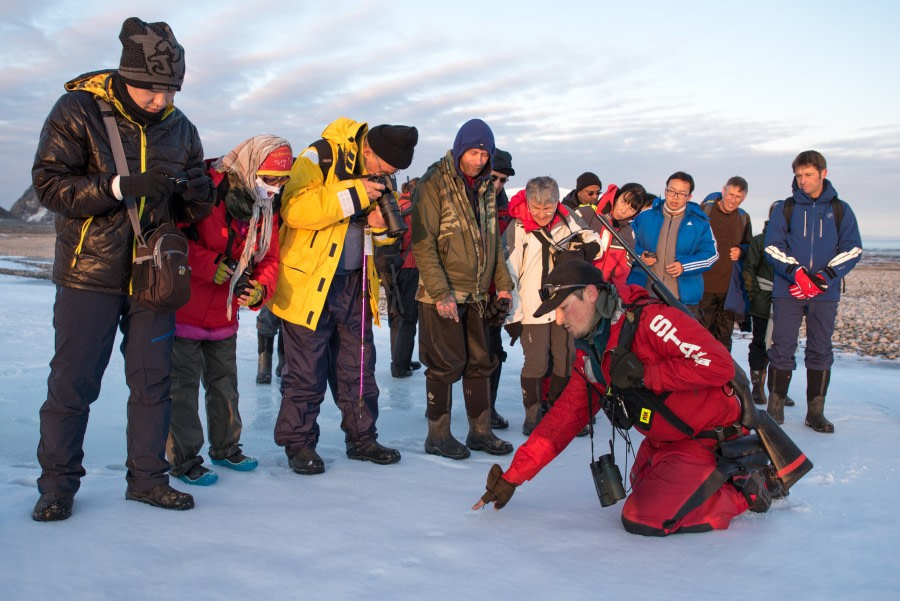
[[367, 176, 408, 238], [643, 251, 657, 260], [226, 259, 253, 295], [590, 453, 626, 507], [169, 172, 189, 195]]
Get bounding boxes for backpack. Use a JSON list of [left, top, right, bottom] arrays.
[[782, 196, 844, 232]]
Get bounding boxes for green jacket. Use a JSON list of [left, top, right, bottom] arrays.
[[411, 150, 512, 304], [742, 225, 774, 319]]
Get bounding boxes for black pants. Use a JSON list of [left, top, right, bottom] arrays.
[[748, 315, 769, 371], [386, 267, 419, 370], [699, 292, 734, 351], [38, 286, 175, 494]]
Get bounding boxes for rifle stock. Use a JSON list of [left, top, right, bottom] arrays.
[[593, 213, 812, 491]]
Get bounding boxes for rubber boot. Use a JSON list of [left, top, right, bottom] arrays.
[[750, 369, 766, 405], [424, 380, 470, 459], [489, 361, 508, 429], [256, 334, 274, 384], [766, 365, 792, 425], [521, 377, 544, 436], [805, 369, 834, 433], [463, 378, 513, 455]]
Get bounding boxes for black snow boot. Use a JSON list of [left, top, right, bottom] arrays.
[[489, 361, 508, 430], [520, 377, 544, 436], [805, 369, 834, 433], [750, 369, 766, 405], [32, 491, 75, 522], [425, 413, 470, 460], [125, 483, 194, 510], [257, 334, 274, 384], [766, 365, 792, 425], [289, 448, 325, 475], [347, 440, 401, 465]]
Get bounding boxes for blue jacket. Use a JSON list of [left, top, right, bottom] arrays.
[[626, 199, 718, 305], [764, 179, 862, 302]]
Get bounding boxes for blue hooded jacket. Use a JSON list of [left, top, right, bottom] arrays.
[[763, 178, 862, 301], [626, 198, 719, 305]]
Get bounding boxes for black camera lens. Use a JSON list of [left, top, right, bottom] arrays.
[[590, 454, 626, 507], [367, 176, 407, 238]]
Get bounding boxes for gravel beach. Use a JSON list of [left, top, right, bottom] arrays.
[[2, 220, 897, 360]]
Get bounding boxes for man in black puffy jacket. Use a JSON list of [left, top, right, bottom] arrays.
[[30, 17, 214, 521]]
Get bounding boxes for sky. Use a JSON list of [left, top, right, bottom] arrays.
[[1, 270, 899, 599], [2, 0, 899, 236]]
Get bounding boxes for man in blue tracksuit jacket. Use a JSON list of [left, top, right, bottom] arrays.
[[627, 171, 718, 318], [764, 150, 862, 434]]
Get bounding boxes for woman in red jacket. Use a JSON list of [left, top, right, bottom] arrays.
[[168, 135, 291, 485], [578, 183, 646, 290]]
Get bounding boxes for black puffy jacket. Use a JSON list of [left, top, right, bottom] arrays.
[[32, 70, 213, 294]]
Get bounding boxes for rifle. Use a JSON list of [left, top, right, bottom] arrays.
[[594, 213, 812, 491]]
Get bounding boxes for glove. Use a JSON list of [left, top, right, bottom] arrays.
[[119, 172, 175, 200], [213, 258, 234, 285], [486, 296, 511, 326], [788, 283, 808, 300], [504, 322, 522, 346], [479, 464, 517, 510], [242, 282, 264, 307], [181, 166, 214, 202], [793, 267, 825, 298], [610, 350, 644, 389]]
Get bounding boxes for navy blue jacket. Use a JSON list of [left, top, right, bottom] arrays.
[[764, 179, 862, 301]]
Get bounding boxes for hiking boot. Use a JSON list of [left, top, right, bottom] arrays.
[[176, 464, 218, 486], [391, 365, 413, 378], [410, 361, 422, 371], [785, 395, 796, 407], [733, 471, 772, 513], [32, 491, 75, 522], [425, 413, 470, 460], [211, 452, 259, 472], [521, 377, 544, 436], [289, 448, 325, 475], [347, 440, 401, 465], [126, 483, 194, 510], [466, 410, 513, 456]]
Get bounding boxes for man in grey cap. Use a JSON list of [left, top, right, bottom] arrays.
[[31, 17, 215, 521]]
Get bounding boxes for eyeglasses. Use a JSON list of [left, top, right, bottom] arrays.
[[583, 190, 600, 198], [538, 283, 586, 302], [664, 188, 689, 200], [491, 175, 508, 184], [261, 175, 290, 186]]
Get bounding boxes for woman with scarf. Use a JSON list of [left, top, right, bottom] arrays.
[[168, 135, 291, 485], [503, 176, 602, 435]]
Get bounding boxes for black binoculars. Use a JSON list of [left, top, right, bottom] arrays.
[[590, 453, 626, 507], [367, 176, 408, 238]]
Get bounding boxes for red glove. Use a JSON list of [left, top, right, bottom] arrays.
[[794, 268, 825, 298], [789, 283, 808, 300]]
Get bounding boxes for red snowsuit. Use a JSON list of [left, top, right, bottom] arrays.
[[502, 286, 749, 535]]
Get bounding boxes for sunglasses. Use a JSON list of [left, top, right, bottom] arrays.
[[491, 174, 508, 184], [261, 175, 290, 187], [538, 283, 586, 302]]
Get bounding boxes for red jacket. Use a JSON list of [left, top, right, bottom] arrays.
[[175, 169, 280, 330], [579, 184, 633, 290], [503, 286, 739, 485]]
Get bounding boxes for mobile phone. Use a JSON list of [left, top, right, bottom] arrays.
[[644, 251, 657, 259]]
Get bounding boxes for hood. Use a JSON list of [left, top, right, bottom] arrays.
[[595, 184, 618, 215], [64, 69, 176, 122], [508, 189, 568, 233], [791, 177, 837, 205], [321, 116, 368, 169]]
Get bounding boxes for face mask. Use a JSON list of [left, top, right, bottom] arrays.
[[255, 176, 281, 199]]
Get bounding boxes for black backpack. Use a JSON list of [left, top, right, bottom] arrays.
[[782, 196, 844, 233]]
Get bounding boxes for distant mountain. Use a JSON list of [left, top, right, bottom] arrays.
[[9, 187, 53, 224]]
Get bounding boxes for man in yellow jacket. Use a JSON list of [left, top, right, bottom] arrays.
[[272, 118, 418, 474]]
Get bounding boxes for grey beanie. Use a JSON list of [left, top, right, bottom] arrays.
[[117, 17, 185, 91]]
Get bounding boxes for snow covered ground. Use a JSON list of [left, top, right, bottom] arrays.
[[1, 273, 898, 600]]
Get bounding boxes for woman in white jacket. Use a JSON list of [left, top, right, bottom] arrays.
[[504, 177, 601, 434]]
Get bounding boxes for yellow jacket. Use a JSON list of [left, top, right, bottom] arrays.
[[271, 117, 388, 329]]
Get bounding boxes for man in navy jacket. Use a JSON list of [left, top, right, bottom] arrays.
[[764, 150, 862, 433]]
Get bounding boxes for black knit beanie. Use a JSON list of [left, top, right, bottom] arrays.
[[117, 17, 185, 91], [367, 125, 419, 170], [576, 172, 602, 193]]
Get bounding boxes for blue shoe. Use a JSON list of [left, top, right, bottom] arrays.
[[176, 464, 218, 486], [211, 452, 259, 472]]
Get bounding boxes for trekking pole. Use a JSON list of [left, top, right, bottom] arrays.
[[593, 212, 812, 490], [359, 226, 372, 418]]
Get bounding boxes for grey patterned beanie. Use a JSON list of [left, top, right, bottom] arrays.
[[117, 17, 185, 91]]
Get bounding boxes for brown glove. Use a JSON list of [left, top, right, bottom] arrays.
[[480, 464, 517, 509]]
